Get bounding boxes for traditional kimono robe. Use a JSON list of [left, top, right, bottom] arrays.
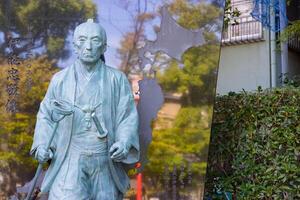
[[30, 61, 139, 197]]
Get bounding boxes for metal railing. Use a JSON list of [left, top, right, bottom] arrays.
[[288, 36, 300, 53], [222, 16, 264, 45]]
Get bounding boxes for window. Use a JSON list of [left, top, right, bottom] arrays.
[[222, 0, 264, 44]]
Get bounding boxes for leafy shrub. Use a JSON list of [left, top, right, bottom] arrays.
[[205, 87, 300, 199]]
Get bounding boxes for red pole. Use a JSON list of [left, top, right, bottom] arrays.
[[132, 76, 142, 200], [136, 173, 142, 200]]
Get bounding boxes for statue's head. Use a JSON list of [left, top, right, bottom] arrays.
[[73, 19, 107, 64]]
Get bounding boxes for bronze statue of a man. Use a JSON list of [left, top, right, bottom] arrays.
[[30, 19, 139, 200]]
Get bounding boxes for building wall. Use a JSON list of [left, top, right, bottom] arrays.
[[216, 31, 271, 95]]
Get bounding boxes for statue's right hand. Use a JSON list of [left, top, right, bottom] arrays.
[[35, 146, 53, 163]]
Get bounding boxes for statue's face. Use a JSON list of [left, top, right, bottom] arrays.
[[73, 24, 106, 64]]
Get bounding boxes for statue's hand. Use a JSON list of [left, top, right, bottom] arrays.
[[109, 141, 130, 162], [35, 146, 53, 163]]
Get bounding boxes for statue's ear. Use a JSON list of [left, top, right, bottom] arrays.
[[102, 44, 107, 53]]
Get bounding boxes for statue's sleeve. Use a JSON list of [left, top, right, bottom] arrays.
[[30, 75, 57, 156], [115, 73, 139, 164]]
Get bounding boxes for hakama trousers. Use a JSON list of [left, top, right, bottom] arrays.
[[48, 144, 122, 200]]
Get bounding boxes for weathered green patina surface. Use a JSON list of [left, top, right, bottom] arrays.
[[30, 19, 139, 200]]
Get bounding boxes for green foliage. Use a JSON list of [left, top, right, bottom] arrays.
[[157, 0, 221, 106], [280, 20, 300, 41], [0, 0, 97, 60], [279, 0, 300, 42], [0, 113, 37, 169], [158, 44, 219, 106], [0, 1, 97, 195], [281, 73, 300, 88], [145, 106, 212, 190], [205, 87, 300, 199], [0, 57, 58, 196], [146, 1, 222, 194], [169, 0, 222, 30], [46, 37, 66, 59], [223, 0, 241, 28]]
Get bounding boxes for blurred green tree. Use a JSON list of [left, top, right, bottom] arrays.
[[157, 0, 222, 105], [139, 0, 223, 197], [0, 0, 97, 60], [145, 106, 212, 190], [0, 57, 58, 197], [286, 0, 300, 38]]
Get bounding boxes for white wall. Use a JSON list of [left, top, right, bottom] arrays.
[[216, 33, 271, 95]]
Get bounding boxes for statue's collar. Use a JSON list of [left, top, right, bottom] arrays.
[[66, 60, 105, 105], [59, 60, 104, 105]]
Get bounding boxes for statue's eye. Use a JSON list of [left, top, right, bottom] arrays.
[[92, 38, 101, 45], [78, 37, 87, 42]]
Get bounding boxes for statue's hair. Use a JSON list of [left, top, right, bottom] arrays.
[[73, 19, 107, 45]]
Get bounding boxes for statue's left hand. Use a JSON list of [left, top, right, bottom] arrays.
[[109, 141, 130, 162]]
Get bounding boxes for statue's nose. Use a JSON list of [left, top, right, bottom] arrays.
[[85, 40, 92, 50]]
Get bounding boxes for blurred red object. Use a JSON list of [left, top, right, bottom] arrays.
[[136, 173, 142, 200]]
